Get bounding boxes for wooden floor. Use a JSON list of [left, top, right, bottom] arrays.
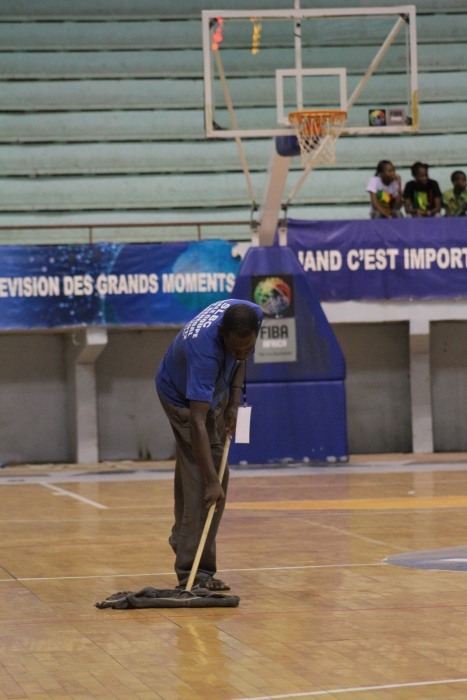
[[2, 454, 467, 700]]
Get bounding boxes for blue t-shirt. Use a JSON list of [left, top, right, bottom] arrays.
[[156, 299, 262, 408]]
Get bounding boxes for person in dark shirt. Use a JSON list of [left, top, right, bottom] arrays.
[[403, 162, 442, 217]]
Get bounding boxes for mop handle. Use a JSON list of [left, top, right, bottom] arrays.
[[185, 433, 232, 593]]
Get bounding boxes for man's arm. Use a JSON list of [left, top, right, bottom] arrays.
[[431, 194, 442, 216], [443, 192, 450, 216], [224, 360, 246, 435], [430, 183, 443, 216], [189, 400, 225, 509], [394, 173, 403, 211], [404, 196, 414, 217]]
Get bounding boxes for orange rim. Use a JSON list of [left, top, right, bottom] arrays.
[[288, 109, 347, 136]]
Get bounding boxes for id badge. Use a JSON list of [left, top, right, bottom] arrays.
[[235, 406, 252, 444]]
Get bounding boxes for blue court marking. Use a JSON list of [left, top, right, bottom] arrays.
[[386, 545, 467, 571]]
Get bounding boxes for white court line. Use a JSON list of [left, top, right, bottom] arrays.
[[40, 482, 107, 509], [0, 562, 384, 583], [305, 519, 406, 552], [232, 677, 467, 699], [221, 563, 385, 573]]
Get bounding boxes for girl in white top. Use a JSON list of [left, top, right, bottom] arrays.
[[366, 160, 403, 219]]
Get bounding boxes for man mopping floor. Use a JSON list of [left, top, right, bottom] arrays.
[[97, 299, 262, 610]]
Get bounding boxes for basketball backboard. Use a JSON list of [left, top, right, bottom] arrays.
[[202, 5, 418, 139]]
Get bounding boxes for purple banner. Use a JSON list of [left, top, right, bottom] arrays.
[[285, 217, 467, 301]]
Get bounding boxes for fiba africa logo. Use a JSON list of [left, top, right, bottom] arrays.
[[253, 276, 292, 317]]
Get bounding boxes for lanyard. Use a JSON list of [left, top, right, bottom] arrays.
[[240, 375, 247, 407]]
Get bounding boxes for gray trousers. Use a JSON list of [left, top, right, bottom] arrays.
[[157, 392, 229, 586]]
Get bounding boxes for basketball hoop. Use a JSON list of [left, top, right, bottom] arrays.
[[288, 109, 347, 168]]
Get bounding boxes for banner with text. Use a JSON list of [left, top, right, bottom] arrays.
[[286, 217, 467, 301], [0, 241, 241, 330]]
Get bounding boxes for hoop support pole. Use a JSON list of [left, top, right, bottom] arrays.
[[294, 0, 303, 110], [347, 16, 405, 110], [213, 48, 257, 204], [408, 6, 419, 129]]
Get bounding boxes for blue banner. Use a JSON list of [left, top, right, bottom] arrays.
[[0, 241, 241, 330], [286, 217, 467, 301], [2, 219, 467, 330]]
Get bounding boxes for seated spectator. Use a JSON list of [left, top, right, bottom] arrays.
[[367, 160, 403, 219], [443, 170, 466, 217], [403, 162, 442, 217]]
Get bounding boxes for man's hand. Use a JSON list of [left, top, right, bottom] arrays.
[[224, 402, 239, 436], [204, 480, 225, 510]]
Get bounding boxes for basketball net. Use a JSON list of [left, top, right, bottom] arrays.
[[288, 110, 347, 169]]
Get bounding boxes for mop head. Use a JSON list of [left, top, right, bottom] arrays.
[[96, 586, 240, 609]]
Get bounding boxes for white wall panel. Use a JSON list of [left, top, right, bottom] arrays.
[[0, 334, 69, 464], [431, 322, 467, 451], [96, 328, 178, 460]]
